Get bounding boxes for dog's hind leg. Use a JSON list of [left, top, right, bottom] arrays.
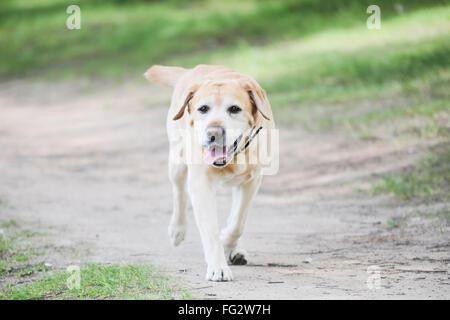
[[168, 157, 188, 247], [221, 175, 262, 265]]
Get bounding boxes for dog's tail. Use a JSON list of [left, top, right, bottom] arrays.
[[144, 65, 188, 87]]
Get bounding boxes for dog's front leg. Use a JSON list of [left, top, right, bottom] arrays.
[[221, 175, 262, 265], [187, 169, 232, 281]]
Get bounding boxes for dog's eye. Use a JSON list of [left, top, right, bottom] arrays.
[[227, 105, 241, 114], [198, 105, 210, 114]]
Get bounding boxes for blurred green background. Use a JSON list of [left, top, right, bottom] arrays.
[[0, 0, 448, 114], [0, 0, 448, 99]]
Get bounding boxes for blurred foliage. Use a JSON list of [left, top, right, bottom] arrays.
[[0, 0, 449, 126], [0, 0, 448, 80]]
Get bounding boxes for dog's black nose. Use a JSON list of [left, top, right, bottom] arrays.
[[206, 126, 225, 144]]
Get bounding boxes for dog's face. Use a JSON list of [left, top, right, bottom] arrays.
[[189, 81, 255, 168], [171, 78, 271, 168]]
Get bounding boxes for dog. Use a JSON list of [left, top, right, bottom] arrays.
[[144, 64, 275, 281]]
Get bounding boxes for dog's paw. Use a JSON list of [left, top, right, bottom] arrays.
[[168, 223, 186, 247], [228, 247, 248, 265], [206, 265, 233, 282]]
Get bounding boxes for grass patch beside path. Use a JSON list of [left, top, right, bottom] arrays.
[[372, 143, 450, 201], [0, 220, 40, 278], [1, 263, 192, 300], [1, 219, 192, 300]]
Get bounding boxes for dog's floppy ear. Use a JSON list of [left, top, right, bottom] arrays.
[[241, 80, 271, 121], [173, 91, 194, 120], [172, 83, 200, 120]]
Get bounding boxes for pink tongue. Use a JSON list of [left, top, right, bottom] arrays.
[[205, 146, 227, 165]]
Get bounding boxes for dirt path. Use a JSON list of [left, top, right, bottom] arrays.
[[0, 80, 448, 299]]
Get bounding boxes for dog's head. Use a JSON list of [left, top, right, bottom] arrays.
[[174, 79, 271, 168]]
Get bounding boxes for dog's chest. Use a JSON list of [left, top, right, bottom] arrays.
[[213, 165, 259, 187]]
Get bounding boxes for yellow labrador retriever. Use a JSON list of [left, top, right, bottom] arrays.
[[145, 64, 275, 281]]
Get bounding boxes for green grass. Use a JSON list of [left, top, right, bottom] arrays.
[[1, 220, 18, 228], [0, 223, 41, 277], [13, 253, 29, 262], [17, 264, 52, 277], [0, 262, 7, 276], [318, 98, 450, 131], [0, 234, 14, 260], [372, 143, 450, 201], [386, 219, 399, 228], [0, 233, 16, 276], [0, 221, 192, 300], [1, 263, 193, 300]]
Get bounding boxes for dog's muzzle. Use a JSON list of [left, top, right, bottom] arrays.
[[203, 126, 262, 168], [204, 126, 228, 167]]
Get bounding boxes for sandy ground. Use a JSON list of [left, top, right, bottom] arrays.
[[0, 80, 449, 299]]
